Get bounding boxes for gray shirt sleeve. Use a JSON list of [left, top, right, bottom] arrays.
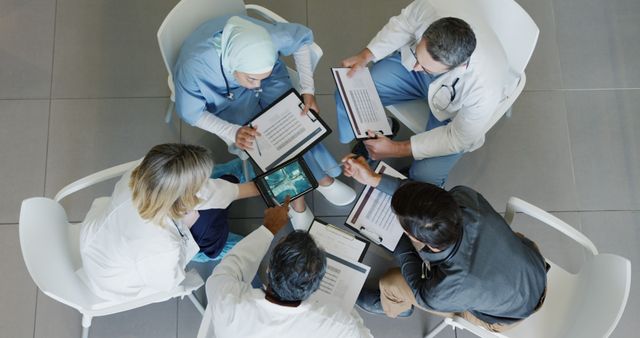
[[376, 174, 405, 195]]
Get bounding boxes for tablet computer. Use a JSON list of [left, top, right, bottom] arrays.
[[255, 157, 318, 207]]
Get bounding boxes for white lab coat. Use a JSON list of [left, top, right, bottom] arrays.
[[79, 169, 238, 302], [367, 0, 516, 159], [197, 226, 373, 338]]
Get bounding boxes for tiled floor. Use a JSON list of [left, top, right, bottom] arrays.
[[0, 0, 638, 337]]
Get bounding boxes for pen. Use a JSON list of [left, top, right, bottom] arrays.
[[249, 123, 262, 156]]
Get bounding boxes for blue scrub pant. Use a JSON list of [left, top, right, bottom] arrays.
[[334, 52, 462, 187], [215, 59, 341, 180]]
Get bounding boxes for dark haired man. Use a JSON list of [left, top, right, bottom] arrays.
[[197, 198, 372, 338], [336, 0, 514, 187], [343, 157, 547, 332]]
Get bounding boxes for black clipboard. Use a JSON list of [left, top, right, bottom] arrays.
[[309, 218, 369, 263], [243, 89, 332, 173]]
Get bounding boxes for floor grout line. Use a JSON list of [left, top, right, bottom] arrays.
[[32, 288, 39, 338], [42, 0, 59, 211]]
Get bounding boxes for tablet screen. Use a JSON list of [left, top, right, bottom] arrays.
[[263, 160, 314, 205]]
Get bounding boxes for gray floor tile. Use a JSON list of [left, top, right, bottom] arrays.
[[90, 300, 178, 338], [447, 91, 578, 213], [565, 90, 640, 210], [36, 294, 179, 338], [553, 0, 640, 89], [579, 211, 640, 338], [45, 98, 180, 222], [358, 308, 454, 338], [0, 0, 54, 99], [455, 328, 480, 338], [515, 0, 564, 90], [510, 211, 585, 274], [307, 0, 414, 95], [51, 0, 176, 98], [180, 121, 239, 164], [34, 290, 82, 338], [0, 225, 37, 338], [247, 0, 307, 26], [177, 297, 201, 338], [0, 100, 49, 223]]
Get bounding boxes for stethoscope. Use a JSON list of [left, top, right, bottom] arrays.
[[220, 55, 263, 101], [171, 218, 189, 247]]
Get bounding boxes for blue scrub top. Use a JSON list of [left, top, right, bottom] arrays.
[[173, 15, 314, 125]]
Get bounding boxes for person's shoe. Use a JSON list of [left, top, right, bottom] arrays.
[[316, 179, 357, 206], [356, 288, 414, 317], [288, 203, 314, 231], [388, 116, 400, 139], [350, 139, 369, 160]]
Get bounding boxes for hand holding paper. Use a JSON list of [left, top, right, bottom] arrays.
[[340, 48, 374, 77], [301, 93, 319, 115], [363, 130, 413, 160]]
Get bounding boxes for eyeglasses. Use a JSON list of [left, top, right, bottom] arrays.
[[432, 78, 460, 112], [409, 47, 435, 79]]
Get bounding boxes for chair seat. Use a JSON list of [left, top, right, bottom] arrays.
[[385, 100, 429, 134], [501, 261, 578, 338]]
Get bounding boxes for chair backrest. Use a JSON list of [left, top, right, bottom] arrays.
[[429, 0, 539, 74], [19, 198, 102, 311], [562, 254, 631, 337], [157, 0, 246, 78]]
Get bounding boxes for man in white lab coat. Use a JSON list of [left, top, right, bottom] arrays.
[[197, 200, 372, 338], [335, 0, 513, 186]]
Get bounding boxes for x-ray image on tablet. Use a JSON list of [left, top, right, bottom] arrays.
[[255, 158, 318, 207]]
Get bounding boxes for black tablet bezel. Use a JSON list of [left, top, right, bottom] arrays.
[[254, 157, 319, 207]]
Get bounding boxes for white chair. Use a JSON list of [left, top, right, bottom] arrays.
[[424, 197, 631, 338], [156, 0, 323, 126], [19, 160, 205, 338], [386, 0, 539, 135]]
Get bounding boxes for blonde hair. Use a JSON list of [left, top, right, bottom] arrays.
[[129, 143, 214, 226]]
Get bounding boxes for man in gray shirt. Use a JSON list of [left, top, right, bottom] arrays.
[[342, 156, 548, 332]]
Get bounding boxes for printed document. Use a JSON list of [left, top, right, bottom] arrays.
[[346, 161, 406, 251], [332, 67, 392, 139], [245, 90, 329, 172], [308, 220, 370, 311], [309, 220, 367, 262]]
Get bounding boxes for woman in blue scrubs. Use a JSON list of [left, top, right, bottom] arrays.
[[173, 16, 355, 230]]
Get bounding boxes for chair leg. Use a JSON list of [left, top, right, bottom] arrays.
[[165, 101, 175, 124], [424, 319, 450, 338], [187, 293, 205, 316], [81, 314, 92, 338]]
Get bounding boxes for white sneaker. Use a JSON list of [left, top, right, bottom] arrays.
[[289, 204, 314, 231], [316, 179, 357, 206]]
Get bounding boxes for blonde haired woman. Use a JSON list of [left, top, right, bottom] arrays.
[[79, 143, 258, 301]]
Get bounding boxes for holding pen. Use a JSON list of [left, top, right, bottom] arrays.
[[249, 123, 262, 156]]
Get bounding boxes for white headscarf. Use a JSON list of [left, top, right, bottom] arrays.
[[214, 16, 277, 74]]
